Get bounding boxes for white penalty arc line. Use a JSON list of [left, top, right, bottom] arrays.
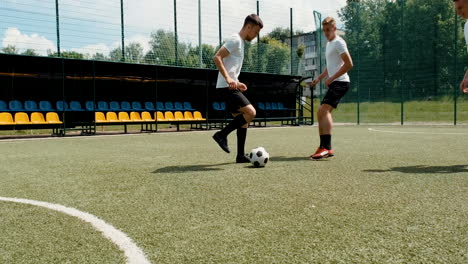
[[368, 128, 468, 135], [0, 197, 151, 264]]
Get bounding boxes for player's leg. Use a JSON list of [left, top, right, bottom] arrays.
[[235, 104, 256, 163]]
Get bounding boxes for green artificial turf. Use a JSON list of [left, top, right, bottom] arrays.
[[0, 126, 467, 263]]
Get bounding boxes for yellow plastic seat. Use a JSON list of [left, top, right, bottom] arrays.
[[95, 112, 107, 123], [106, 112, 120, 122], [14, 112, 31, 124], [130, 112, 142, 122], [155, 111, 166, 121], [31, 112, 47, 124], [141, 112, 154, 122], [184, 111, 195, 121], [193, 111, 206, 121], [46, 112, 63, 124], [164, 111, 175, 121], [174, 111, 185, 121], [118, 112, 132, 122], [0, 112, 15, 125]]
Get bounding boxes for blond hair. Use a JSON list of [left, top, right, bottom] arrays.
[[322, 17, 336, 27]]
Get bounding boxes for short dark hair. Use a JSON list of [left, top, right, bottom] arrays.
[[243, 14, 263, 29]]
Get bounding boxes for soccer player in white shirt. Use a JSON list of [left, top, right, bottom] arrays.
[[454, 0, 468, 93], [309, 17, 354, 160], [212, 14, 263, 163]]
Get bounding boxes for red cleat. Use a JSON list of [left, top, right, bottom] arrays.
[[310, 147, 334, 160]]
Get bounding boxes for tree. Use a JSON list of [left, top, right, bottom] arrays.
[[2, 45, 19, 54], [22, 49, 38, 56]]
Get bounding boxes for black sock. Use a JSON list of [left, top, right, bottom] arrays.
[[237, 128, 247, 157], [320, 134, 332, 150], [218, 115, 247, 138]]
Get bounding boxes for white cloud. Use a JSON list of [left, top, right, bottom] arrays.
[[2, 27, 55, 55]]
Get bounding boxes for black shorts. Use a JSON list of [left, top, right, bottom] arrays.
[[321, 81, 350, 109], [217, 88, 251, 114]]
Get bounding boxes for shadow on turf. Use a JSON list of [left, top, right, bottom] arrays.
[[272, 156, 331, 162], [153, 163, 232, 173], [364, 165, 468, 174]]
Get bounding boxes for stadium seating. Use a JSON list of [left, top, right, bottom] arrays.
[[25, 101, 40, 111], [97, 101, 110, 111], [156, 102, 165, 111], [95, 112, 107, 123], [144, 102, 156, 111], [85, 101, 95, 111], [31, 112, 47, 124], [56, 101, 69, 112], [0, 100, 8, 112], [132, 102, 144, 111], [141, 112, 154, 122], [0, 113, 14, 125], [121, 101, 132, 111], [164, 102, 175, 111], [174, 102, 184, 111], [118, 112, 132, 122], [110, 101, 121, 111], [39, 101, 55, 111], [106, 112, 119, 122], [184, 111, 195, 121], [9, 100, 25, 112], [194, 111, 206, 121], [130, 112, 142, 122], [164, 111, 175, 121], [174, 111, 185, 121], [46, 112, 62, 124], [70, 101, 85, 111], [14, 112, 30, 124], [155, 111, 166, 121], [183, 102, 195, 111]]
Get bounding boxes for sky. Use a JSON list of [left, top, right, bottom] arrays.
[[0, 0, 347, 56]]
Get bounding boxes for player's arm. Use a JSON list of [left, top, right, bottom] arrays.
[[213, 47, 238, 90], [310, 69, 328, 87], [325, 52, 353, 87]]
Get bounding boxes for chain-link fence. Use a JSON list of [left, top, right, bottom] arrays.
[[312, 0, 468, 125], [0, 0, 313, 76]]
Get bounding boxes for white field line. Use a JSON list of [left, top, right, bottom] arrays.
[[0, 197, 151, 264], [368, 128, 468, 135]]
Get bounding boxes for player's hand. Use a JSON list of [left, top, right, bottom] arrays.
[[310, 79, 320, 87], [238, 82, 247, 92], [325, 78, 333, 87], [461, 79, 468, 94], [226, 78, 238, 90]]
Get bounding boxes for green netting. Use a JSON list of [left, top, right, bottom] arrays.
[[313, 0, 468, 124]]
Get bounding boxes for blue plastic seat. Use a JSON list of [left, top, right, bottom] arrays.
[[265, 102, 272, 110], [183, 102, 195, 111], [271, 102, 279, 110], [39, 101, 54, 111], [132, 101, 144, 111], [156, 102, 165, 111], [70, 101, 84, 111], [0, 100, 9, 111], [174, 102, 184, 111], [257, 102, 265, 110], [110, 101, 121, 111], [97, 101, 109, 111], [56, 101, 69, 111], [121, 101, 132, 111], [85, 101, 95, 111], [212, 102, 221, 111], [220, 102, 226, 110], [25, 100, 40, 111], [9, 100, 25, 112], [164, 102, 175, 111], [144, 102, 156, 111]]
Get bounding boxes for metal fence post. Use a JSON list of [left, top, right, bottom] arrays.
[[120, 0, 125, 62], [55, 0, 61, 56]]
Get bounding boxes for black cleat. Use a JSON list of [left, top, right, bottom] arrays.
[[236, 155, 251, 163], [212, 132, 230, 153]]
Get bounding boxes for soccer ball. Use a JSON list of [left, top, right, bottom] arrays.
[[249, 147, 270, 168]]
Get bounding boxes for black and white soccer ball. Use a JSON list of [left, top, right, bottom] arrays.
[[249, 147, 270, 168]]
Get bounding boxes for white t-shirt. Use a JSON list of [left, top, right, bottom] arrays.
[[465, 21, 468, 52], [325, 36, 350, 83], [216, 33, 245, 88]]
